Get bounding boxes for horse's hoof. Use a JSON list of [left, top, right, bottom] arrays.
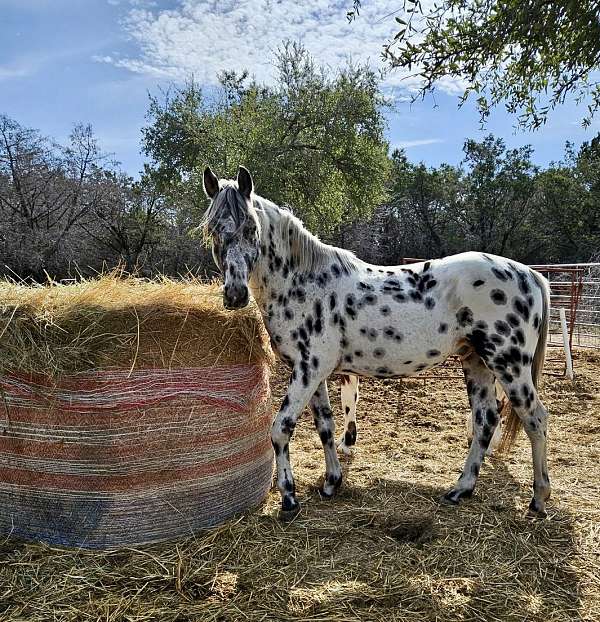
[[336, 439, 351, 456], [440, 492, 460, 506], [279, 495, 300, 521], [319, 474, 342, 499], [526, 498, 548, 519], [441, 488, 473, 506]]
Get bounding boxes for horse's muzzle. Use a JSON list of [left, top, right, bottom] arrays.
[[223, 285, 249, 310]]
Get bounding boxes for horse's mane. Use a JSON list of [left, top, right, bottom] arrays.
[[203, 180, 359, 274], [253, 196, 358, 274]]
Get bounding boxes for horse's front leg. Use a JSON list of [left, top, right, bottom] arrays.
[[310, 381, 343, 496], [271, 369, 327, 516]]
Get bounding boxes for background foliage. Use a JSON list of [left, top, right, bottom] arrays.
[[1, 45, 599, 281]]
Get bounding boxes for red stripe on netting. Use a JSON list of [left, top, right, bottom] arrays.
[[0, 365, 269, 414]]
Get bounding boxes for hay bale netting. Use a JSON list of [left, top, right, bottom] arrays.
[[0, 276, 275, 549]]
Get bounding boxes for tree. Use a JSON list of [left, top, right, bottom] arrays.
[[349, 1, 600, 129], [381, 150, 462, 261], [142, 42, 391, 236], [535, 138, 600, 262], [450, 136, 539, 259], [0, 116, 111, 278]]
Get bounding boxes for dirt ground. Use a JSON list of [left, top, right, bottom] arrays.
[[1, 349, 599, 621]]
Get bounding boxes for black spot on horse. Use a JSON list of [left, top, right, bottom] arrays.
[[490, 334, 504, 345], [373, 348, 385, 358], [363, 294, 377, 305], [317, 271, 330, 287], [380, 305, 391, 316], [457, 307, 473, 327], [329, 293, 337, 310], [357, 281, 374, 291], [490, 289, 507, 305], [424, 297, 435, 310], [494, 320, 510, 336], [319, 429, 332, 445], [345, 421, 357, 446], [473, 279, 485, 287], [468, 329, 496, 359], [513, 297, 530, 322], [305, 316, 314, 334], [438, 322, 448, 333], [506, 313, 520, 328], [491, 267, 508, 281], [486, 408, 497, 425], [427, 349, 440, 358]]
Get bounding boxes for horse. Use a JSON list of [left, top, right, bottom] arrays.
[[202, 165, 552, 518]]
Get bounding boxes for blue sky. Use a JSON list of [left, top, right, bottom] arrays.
[[1, 0, 599, 177]]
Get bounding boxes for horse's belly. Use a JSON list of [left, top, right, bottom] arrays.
[[337, 321, 458, 378]]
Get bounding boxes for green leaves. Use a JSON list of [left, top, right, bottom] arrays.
[[381, 0, 600, 129], [142, 43, 390, 236]]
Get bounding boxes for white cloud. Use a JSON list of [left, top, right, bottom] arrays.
[[97, 0, 464, 95], [393, 138, 444, 149], [0, 65, 32, 81]]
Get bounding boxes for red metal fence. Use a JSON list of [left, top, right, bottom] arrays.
[[531, 263, 600, 350]]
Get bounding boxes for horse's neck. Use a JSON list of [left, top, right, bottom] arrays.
[[250, 248, 288, 312], [249, 208, 299, 312]]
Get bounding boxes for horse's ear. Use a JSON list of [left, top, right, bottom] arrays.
[[203, 167, 220, 199], [237, 166, 253, 200]]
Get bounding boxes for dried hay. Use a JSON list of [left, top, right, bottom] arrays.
[[0, 350, 598, 620], [0, 273, 273, 376]]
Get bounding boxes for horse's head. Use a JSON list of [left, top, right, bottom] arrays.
[[203, 166, 261, 310]]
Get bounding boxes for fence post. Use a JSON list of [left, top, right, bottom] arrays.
[[559, 308, 574, 380]]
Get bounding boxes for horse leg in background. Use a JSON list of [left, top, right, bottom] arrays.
[[310, 381, 343, 496], [337, 374, 359, 455], [271, 368, 331, 515], [444, 352, 500, 504]]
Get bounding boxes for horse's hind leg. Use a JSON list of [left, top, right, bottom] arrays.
[[311, 381, 343, 497], [337, 374, 358, 455], [444, 352, 500, 505], [466, 381, 503, 455], [499, 379, 551, 517]]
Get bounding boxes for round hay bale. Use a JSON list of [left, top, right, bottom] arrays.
[[0, 275, 274, 549]]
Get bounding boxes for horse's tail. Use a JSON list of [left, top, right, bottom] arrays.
[[498, 269, 550, 453]]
